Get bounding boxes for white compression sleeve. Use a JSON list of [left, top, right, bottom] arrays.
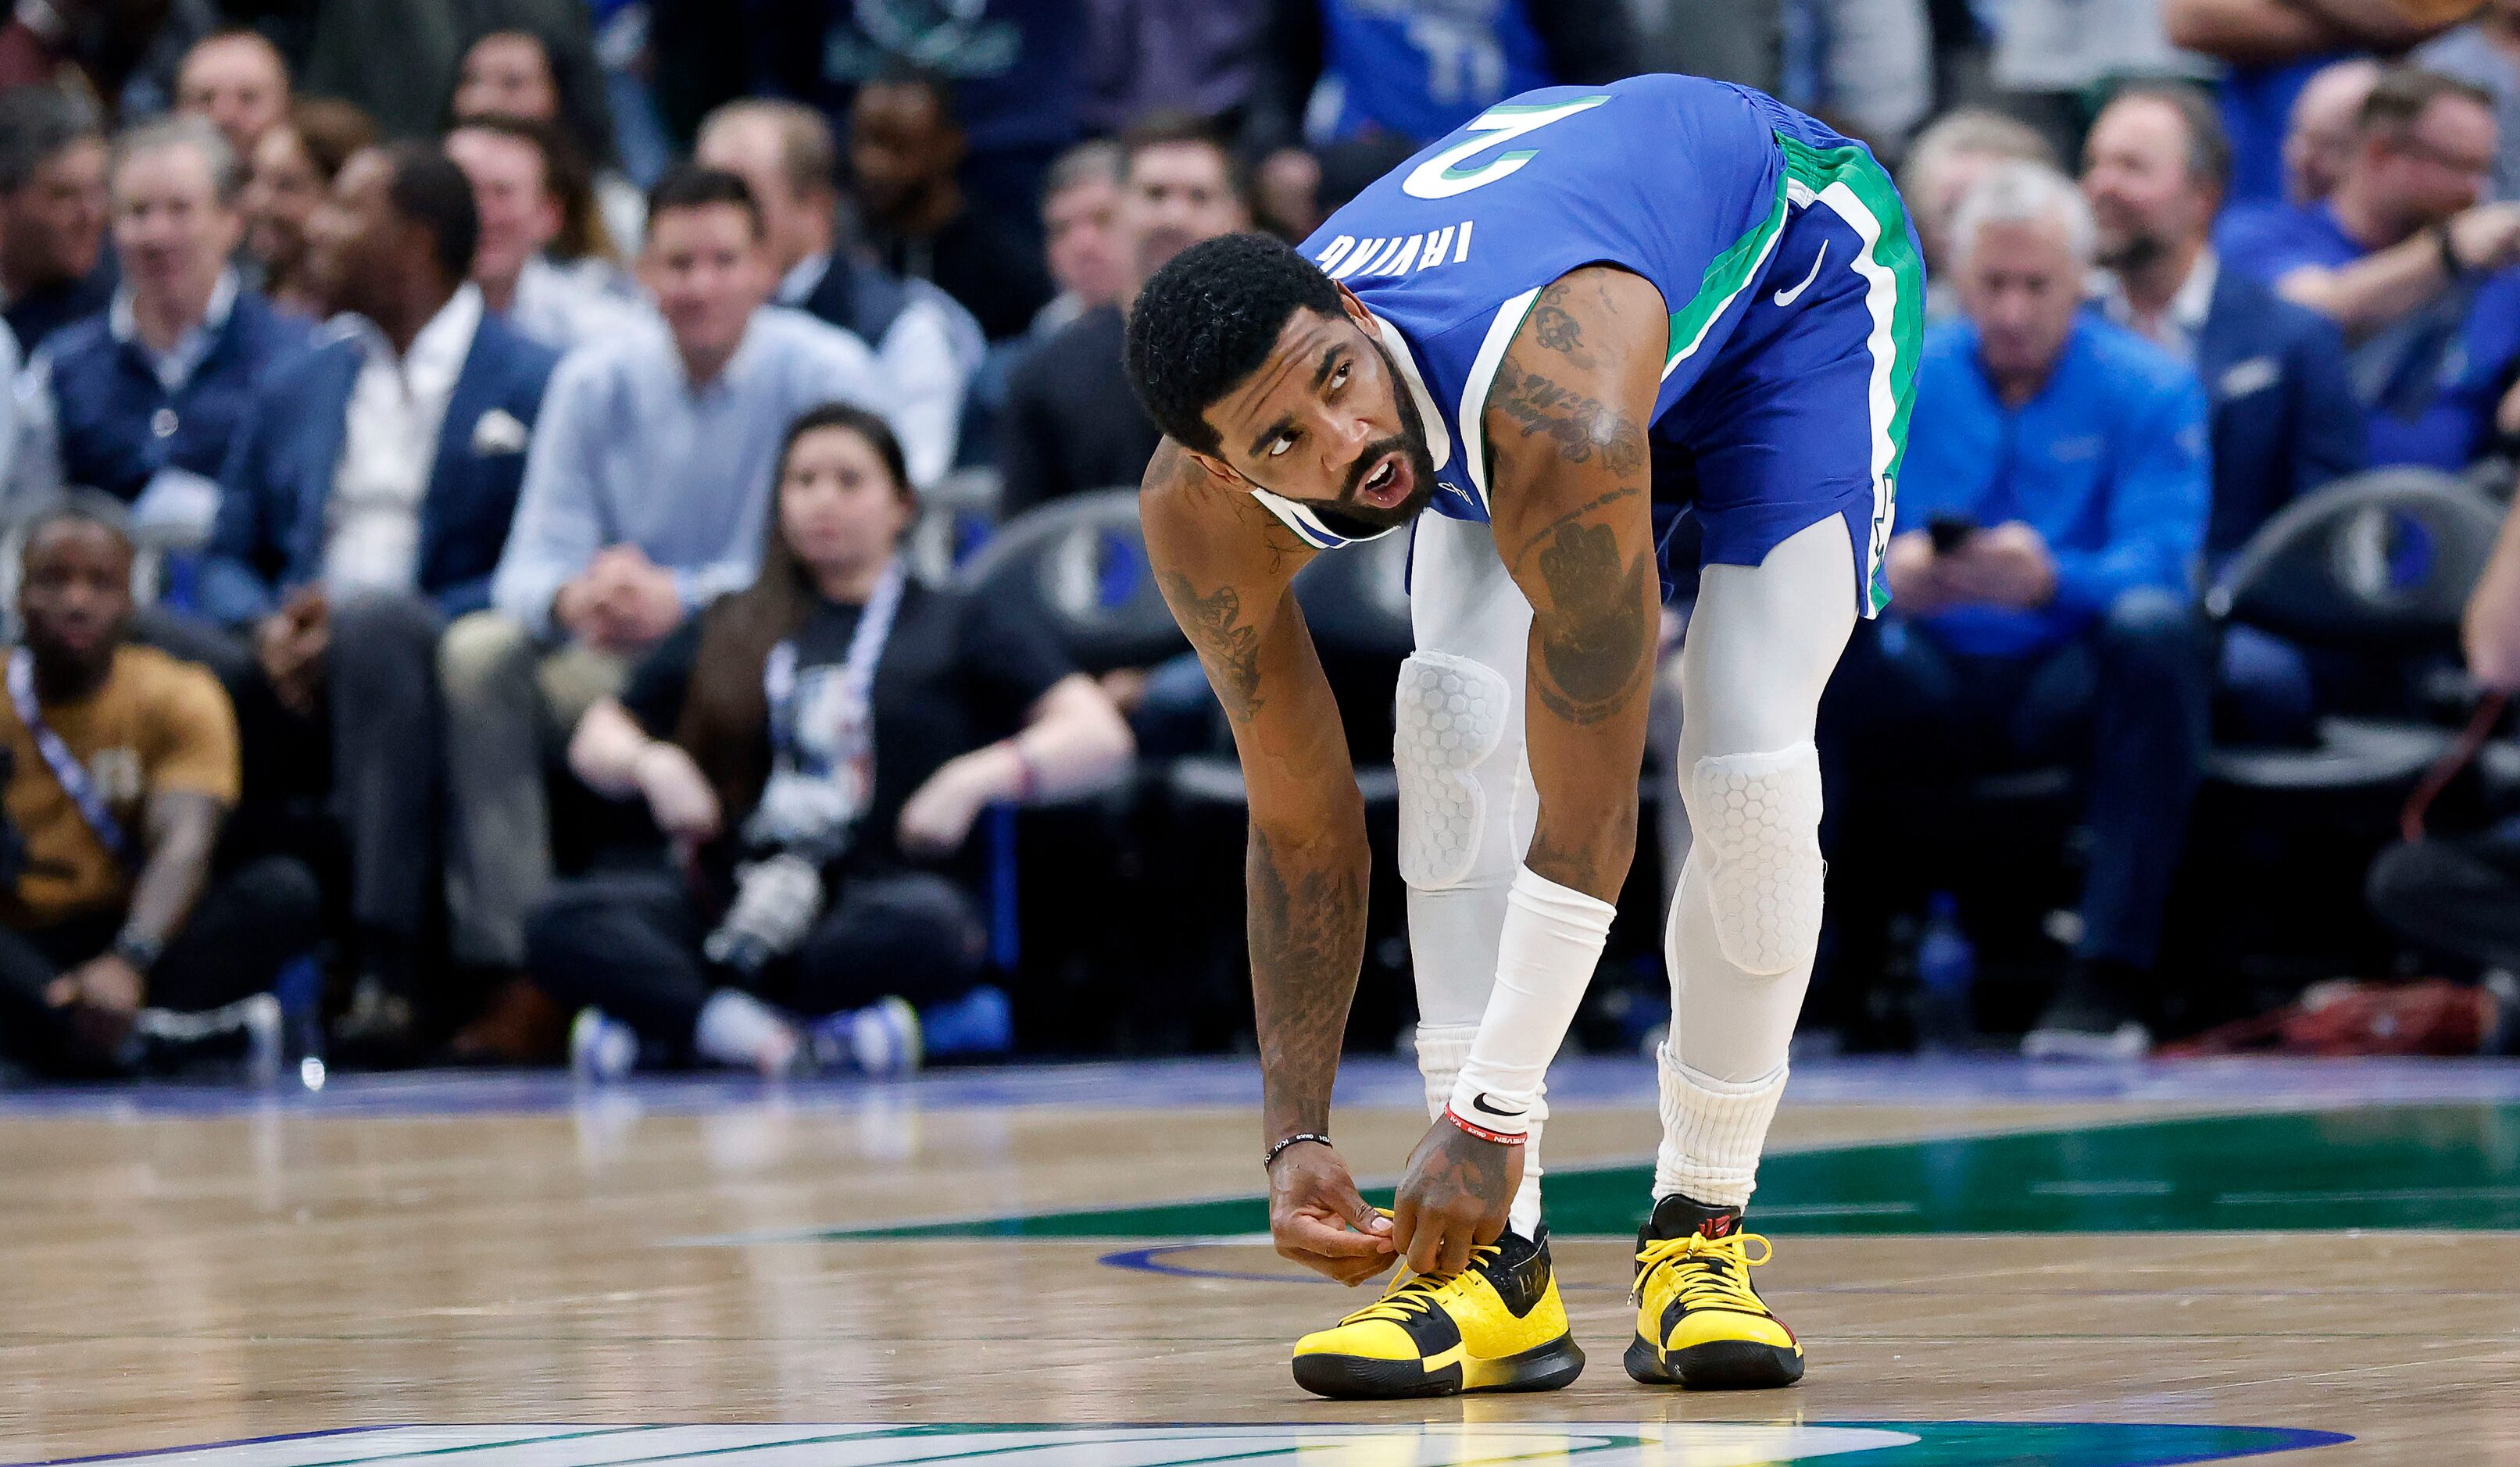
[[1421, 1020, 1548, 1235], [1447, 865, 1615, 1137]]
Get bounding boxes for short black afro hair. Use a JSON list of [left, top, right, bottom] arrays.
[[1124, 231, 1343, 455]]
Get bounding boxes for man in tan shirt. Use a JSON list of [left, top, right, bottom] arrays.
[[0, 501, 320, 1080]]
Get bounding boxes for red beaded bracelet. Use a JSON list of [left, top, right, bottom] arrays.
[[1442, 1105, 1528, 1146]]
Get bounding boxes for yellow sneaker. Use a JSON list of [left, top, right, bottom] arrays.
[[1292, 1226, 1585, 1400], [1625, 1196, 1804, 1390]]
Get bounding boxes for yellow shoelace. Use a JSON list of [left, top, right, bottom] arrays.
[[1340, 1244, 1502, 1326], [1632, 1230, 1775, 1313]]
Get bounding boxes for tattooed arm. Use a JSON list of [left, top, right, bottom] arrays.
[[1487, 266, 1666, 900], [1142, 441, 1396, 1283]]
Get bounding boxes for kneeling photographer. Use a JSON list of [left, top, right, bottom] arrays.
[[0, 500, 320, 1081], [528, 405, 1133, 1076]]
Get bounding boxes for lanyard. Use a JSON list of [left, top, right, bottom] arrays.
[[749, 561, 910, 860], [7, 649, 133, 865], [763, 559, 908, 760]]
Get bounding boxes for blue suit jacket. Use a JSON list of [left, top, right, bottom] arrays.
[[203, 311, 559, 626], [2194, 265, 2365, 563]]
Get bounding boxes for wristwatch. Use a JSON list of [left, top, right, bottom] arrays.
[[2435, 220, 2471, 279], [113, 930, 163, 973]]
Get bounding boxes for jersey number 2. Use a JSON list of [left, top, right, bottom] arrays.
[[1401, 95, 1612, 200]]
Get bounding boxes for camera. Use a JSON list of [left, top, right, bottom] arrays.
[[702, 851, 826, 976]]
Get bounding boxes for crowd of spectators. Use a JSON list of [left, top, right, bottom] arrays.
[[2, 0, 2520, 1087]]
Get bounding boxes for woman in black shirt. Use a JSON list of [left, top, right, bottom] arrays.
[[529, 404, 1133, 1076]]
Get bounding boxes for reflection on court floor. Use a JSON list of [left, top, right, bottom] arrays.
[[2, 1058, 2480, 1464], [21, 1421, 2353, 1467]]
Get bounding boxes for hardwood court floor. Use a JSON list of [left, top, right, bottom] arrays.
[[0, 1058, 2515, 1465]]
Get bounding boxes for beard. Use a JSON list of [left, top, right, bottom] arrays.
[[1292, 334, 1441, 534], [2094, 224, 2168, 273]]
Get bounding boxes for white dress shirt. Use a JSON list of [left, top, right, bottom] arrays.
[[324, 284, 484, 597], [2094, 250, 2218, 365], [774, 252, 974, 485], [503, 253, 653, 353]]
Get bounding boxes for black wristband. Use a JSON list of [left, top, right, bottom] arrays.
[[2436, 221, 2468, 279], [1263, 1132, 1332, 1171]]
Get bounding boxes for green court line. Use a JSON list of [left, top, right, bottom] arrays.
[[801, 1104, 2520, 1240]]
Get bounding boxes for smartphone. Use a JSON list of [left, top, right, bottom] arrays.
[[1927, 513, 1977, 555]]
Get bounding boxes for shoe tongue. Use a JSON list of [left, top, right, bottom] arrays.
[[1647, 1193, 1743, 1240], [1489, 1225, 1538, 1265]]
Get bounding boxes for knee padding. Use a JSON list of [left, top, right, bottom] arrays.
[[1395, 651, 1512, 889], [1689, 742, 1825, 976]]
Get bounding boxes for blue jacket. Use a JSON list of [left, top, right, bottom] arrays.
[[203, 312, 559, 626], [42, 288, 310, 501], [2218, 200, 2520, 472], [1901, 316, 2210, 657], [2196, 266, 2365, 563]]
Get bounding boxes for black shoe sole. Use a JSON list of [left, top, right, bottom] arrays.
[[1294, 1333, 1585, 1401], [1625, 1333, 1804, 1390]]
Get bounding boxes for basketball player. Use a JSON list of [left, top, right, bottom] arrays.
[[1123, 73, 1921, 1399]]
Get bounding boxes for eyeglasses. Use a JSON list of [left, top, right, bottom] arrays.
[[2386, 131, 2496, 178]]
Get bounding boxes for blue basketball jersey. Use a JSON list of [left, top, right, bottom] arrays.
[[1269, 74, 1868, 550]]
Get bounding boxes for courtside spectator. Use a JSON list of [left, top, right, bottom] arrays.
[[849, 73, 1053, 341], [2423, 0, 2520, 198], [449, 27, 643, 259], [440, 166, 897, 983], [0, 2, 214, 115], [530, 405, 1131, 1077], [445, 115, 646, 353], [242, 99, 375, 319], [2166, 0, 2474, 205], [1785, 0, 1935, 155], [2086, 87, 2364, 561], [1078, 0, 1269, 137], [1822, 162, 2211, 1062], [1031, 141, 1126, 336], [2285, 58, 2387, 205], [1987, 0, 2179, 162], [1248, 0, 1636, 148], [1900, 109, 2057, 299], [173, 29, 289, 163], [206, 142, 560, 1054], [0, 502, 318, 1080], [697, 99, 974, 485], [14, 120, 309, 537], [2222, 66, 2520, 470], [2368, 484, 2520, 974], [2215, 59, 2383, 252], [2087, 86, 2365, 745], [999, 116, 1247, 518], [0, 87, 109, 354]]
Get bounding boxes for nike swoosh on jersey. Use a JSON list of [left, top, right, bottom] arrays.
[[1471, 1092, 1528, 1119], [1771, 243, 1828, 309]]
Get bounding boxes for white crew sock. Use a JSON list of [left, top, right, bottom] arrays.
[[695, 989, 797, 1074], [1653, 1045, 1788, 1210]]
